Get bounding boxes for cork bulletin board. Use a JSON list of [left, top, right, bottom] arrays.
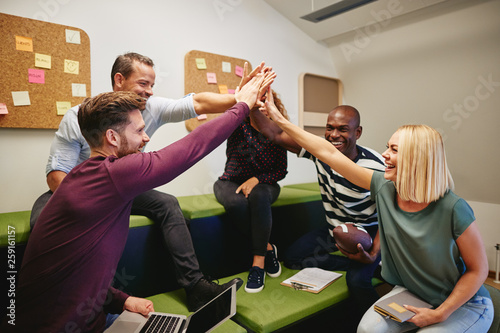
[[0, 13, 91, 129], [184, 50, 252, 132]]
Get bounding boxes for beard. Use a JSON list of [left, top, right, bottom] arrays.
[[116, 134, 139, 158]]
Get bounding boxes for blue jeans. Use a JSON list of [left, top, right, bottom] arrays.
[[284, 224, 381, 315], [30, 189, 203, 289], [357, 285, 494, 333], [105, 313, 120, 329], [213, 179, 280, 257]]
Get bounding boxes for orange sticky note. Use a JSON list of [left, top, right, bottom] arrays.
[[16, 36, 33, 52], [218, 84, 228, 94]]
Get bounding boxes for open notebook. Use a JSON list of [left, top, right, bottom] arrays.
[[105, 283, 237, 333]]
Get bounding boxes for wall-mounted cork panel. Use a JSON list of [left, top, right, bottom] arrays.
[[184, 50, 251, 132], [0, 13, 90, 129]]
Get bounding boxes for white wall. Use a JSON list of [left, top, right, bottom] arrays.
[[326, 0, 500, 270], [0, 0, 330, 213]]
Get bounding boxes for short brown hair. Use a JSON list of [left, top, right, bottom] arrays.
[[111, 52, 155, 88], [78, 91, 146, 148]]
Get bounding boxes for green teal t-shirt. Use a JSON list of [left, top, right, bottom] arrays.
[[370, 171, 484, 307]]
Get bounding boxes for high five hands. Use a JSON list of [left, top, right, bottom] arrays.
[[235, 62, 276, 110]]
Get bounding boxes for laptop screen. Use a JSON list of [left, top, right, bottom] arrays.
[[185, 285, 233, 333]]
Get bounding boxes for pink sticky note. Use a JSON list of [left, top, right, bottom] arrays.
[[228, 89, 236, 94], [28, 68, 45, 84], [235, 65, 243, 77], [207, 72, 217, 84], [0, 103, 8, 114]]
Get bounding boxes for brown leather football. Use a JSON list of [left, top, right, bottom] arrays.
[[332, 223, 372, 254]]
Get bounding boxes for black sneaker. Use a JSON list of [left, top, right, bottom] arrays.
[[245, 266, 265, 293], [265, 244, 281, 278], [186, 277, 243, 312]]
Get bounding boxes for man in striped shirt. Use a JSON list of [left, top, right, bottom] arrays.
[[252, 104, 385, 321]]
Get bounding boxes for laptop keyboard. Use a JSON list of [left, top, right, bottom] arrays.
[[139, 314, 181, 333]]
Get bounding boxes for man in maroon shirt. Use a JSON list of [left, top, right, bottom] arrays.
[[4, 72, 273, 332]]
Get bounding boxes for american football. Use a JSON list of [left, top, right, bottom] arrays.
[[332, 223, 372, 254]]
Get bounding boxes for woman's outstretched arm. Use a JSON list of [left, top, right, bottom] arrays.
[[262, 87, 374, 190]]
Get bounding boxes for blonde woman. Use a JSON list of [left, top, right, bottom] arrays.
[[262, 88, 493, 332]]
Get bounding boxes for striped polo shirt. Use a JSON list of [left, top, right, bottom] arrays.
[[300, 145, 385, 233]]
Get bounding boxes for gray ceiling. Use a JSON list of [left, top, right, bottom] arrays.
[[263, 0, 449, 44]]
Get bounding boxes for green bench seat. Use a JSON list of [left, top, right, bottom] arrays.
[[176, 186, 321, 220], [215, 265, 382, 333]]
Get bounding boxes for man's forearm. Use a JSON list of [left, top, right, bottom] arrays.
[[192, 92, 236, 115], [47, 170, 67, 192]]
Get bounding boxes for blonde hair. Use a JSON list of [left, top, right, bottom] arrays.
[[396, 125, 454, 203]]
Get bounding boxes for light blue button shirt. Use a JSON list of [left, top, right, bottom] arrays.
[[46, 94, 197, 176]]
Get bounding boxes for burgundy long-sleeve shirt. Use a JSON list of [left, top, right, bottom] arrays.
[[4, 102, 249, 333]]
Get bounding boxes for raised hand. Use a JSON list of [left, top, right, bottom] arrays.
[[236, 72, 276, 110]]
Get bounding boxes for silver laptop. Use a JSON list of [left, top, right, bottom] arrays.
[[105, 283, 237, 333]]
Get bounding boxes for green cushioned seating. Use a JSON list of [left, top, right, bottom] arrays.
[[283, 182, 321, 193], [218, 266, 350, 333], [0, 210, 31, 247], [146, 289, 246, 333], [177, 193, 226, 220], [177, 187, 322, 220], [128, 214, 154, 228], [0, 211, 154, 248], [271, 187, 321, 206]]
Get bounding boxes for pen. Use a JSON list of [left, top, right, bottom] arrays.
[[290, 281, 316, 290]]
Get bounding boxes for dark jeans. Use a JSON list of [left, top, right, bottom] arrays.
[[30, 189, 203, 289], [284, 224, 381, 315], [213, 179, 280, 257]]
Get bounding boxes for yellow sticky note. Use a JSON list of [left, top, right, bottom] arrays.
[[35, 53, 52, 69], [218, 84, 228, 94], [56, 101, 72, 115], [195, 58, 207, 70], [64, 59, 79, 75], [16, 36, 33, 52], [388, 302, 407, 314], [11, 91, 31, 106]]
